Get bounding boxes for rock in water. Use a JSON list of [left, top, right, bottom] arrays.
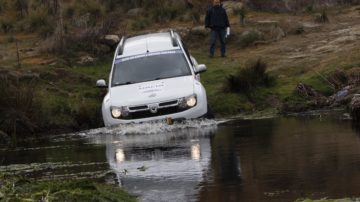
[[350, 94, 360, 121]]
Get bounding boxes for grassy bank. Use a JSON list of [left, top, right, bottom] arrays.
[[0, 173, 136, 202]]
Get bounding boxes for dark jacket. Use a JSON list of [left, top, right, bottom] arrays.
[[205, 4, 230, 30]]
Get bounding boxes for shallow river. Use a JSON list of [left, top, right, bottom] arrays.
[[1, 114, 360, 202]]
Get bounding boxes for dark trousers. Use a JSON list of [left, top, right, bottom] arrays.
[[210, 29, 226, 57]]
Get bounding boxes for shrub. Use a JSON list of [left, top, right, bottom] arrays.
[[64, 4, 75, 18], [40, 18, 113, 56], [147, 1, 186, 23], [0, 14, 15, 33], [27, 7, 49, 30], [0, 73, 41, 141], [151, 7, 175, 23], [74, 0, 105, 26], [101, 0, 120, 12], [72, 98, 102, 129], [24, 6, 55, 37], [131, 18, 150, 31], [306, 5, 314, 13], [224, 59, 274, 95], [327, 69, 348, 89]]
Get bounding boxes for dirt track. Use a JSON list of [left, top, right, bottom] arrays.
[[228, 6, 360, 75]]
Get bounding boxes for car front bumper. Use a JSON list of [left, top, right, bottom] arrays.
[[102, 96, 207, 126]]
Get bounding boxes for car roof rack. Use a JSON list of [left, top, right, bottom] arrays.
[[169, 30, 178, 47], [117, 36, 126, 56]]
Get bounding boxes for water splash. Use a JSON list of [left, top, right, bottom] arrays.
[[80, 118, 221, 136]]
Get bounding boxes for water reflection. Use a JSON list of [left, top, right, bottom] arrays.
[[191, 143, 201, 161], [351, 121, 360, 137], [197, 117, 360, 201], [198, 119, 276, 202], [87, 123, 218, 202]]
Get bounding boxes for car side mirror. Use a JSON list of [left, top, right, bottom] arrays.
[[96, 79, 107, 88], [194, 64, 207, 74]]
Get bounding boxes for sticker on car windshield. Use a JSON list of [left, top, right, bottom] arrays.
[[138, 82, 165, 94], [115, 50, 182, 64]]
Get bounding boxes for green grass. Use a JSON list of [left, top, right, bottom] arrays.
[[192, 51, 275, 116], [5, 58, 114, 135], [0, 174, 136, 202], [301, 75, 334, 96]]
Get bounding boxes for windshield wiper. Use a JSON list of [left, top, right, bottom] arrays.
[[154, 76, 176, 80], [154, 75, 188, 81], [113, 81, 134, 86]]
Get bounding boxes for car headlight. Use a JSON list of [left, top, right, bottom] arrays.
[[186, 95, 197, 107], [179, 94, 197, 109], [111, 106, 129, 119], [111, 107, 122, 118]]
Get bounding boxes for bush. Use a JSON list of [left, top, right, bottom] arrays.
[[0, 73, 41, 140], [131, 18, 150, 31], [72, 98, 102, 129], [0, 14, 15, 33], [224, 59, 275, 95], [27, 7, 49, 30], [64, 4, 75, 18], [74, 0, 105, 26], [146, 0, 186, 23], [151, 7, 177, 23], [24, 6, 55, 37], [40, 22, 111, 56]]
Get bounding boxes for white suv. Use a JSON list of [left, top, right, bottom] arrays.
[[96, 30, 208, 126]]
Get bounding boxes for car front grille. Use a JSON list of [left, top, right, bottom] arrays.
[[120, 99, 187, 120], [126, 106, 183, 119], [129, 105, 147, 111]]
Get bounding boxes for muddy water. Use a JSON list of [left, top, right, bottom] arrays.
[[1, 115, 360, 201]]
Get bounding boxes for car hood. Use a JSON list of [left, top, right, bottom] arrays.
[[109, 76, 195, 106]]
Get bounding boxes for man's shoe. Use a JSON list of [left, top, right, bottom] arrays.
[[221, 55, 226, 58], [208, 54, 214, 58]]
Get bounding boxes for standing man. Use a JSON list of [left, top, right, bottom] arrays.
[[205, 0, 230, 58]]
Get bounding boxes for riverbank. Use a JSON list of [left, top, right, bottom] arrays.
[[0, 173, 136, 201]]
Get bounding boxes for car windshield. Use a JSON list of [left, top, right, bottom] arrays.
[[112, 51, 192, 86]]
